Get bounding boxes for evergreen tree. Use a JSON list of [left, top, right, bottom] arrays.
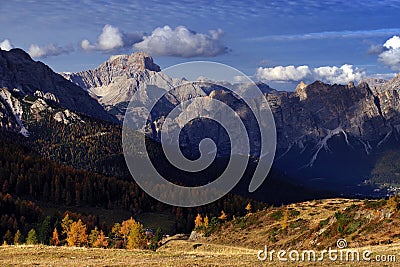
[[89, 226, 100, 247], [26, 229, 38, 245], [38, 216, 52, 244], [154, 227, 163, 243]]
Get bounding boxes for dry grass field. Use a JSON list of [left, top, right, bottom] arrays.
[[0, 241, 399, 266]]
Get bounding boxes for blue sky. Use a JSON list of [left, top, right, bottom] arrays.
[[1, 0, 400, 90]]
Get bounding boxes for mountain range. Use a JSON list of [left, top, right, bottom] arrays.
[[2, 47, 400, 198]]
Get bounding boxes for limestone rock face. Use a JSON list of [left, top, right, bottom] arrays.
[[273, 81, 386, 149], [54, 51, 400, 171], [62, 52, 175, 120], [53, 109, 83, 125], [0, 48, 115, 122]]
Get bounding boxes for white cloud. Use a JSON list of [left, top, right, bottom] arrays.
[[313, 65, 366, 84], [383, 35, 400, 49], [0, 39, 13, 51], [81, 24, 143, 52], [28, 43, 73, 58], [256, 64, 366, 84], [134, 25, 228, 57], [378, 35, 400, 70], [256, 65, 312, 82], [379, 49, 400, 69], [81, 39, 95, 51]]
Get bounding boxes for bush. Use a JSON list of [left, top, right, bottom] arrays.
[[364, 199, 387, 209], [319, 218, 330, 228], [270, 210, 284, 221], [346, 220, 361, 234]]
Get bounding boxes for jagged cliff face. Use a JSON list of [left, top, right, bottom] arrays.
[[270, 81, 386, 152], [64, 52, 400, 168], [0, 48, 115, 123], [62, 52, 173, 120], [63, 52, 161, 90], [64, 52, 277, 122]]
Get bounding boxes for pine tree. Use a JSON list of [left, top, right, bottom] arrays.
[[26, 229, 38, 245], [194, 213, 203, 228], [67, 219, 88, 247], [89, 227, 100, 247], [38, 216, 52, 245], [50, 228, 60, 246], [93, 230, 108, 248], [14, 230, 22, 245], [154, 227, 163, 243]]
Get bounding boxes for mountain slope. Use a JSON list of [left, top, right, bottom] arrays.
[[0, 48, 116, 123], [204, 197, 400, 250]]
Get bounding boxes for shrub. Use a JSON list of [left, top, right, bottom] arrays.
[[270, 210, 284, 221]]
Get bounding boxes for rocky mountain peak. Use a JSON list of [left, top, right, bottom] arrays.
[[347, 81, 355, 88], [0, 48, 115, 123], [295, 81, 308, 100], [2, 48, 33, 62], [63, 52, 161, 92], [106, 51, 161, 72], [296, 81, 307, 90]]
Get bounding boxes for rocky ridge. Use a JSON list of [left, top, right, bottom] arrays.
[[0, 48, 115, 123], [63, 52, 400, 169]]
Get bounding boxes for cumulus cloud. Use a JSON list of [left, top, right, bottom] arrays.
[[256, 65, 312, 82], [313, 65, 366, 84], [0, 39, 13, 51], [81, 24, 143, 52], [134, 25, 228, 57], [256, 64, 366, 84], [378, 35, 400, 70], [383, 35, 400, 49], [28, 43, 73, 58]]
